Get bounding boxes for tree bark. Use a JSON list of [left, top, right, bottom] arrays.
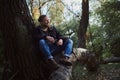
[[0, 0, 43, 80], [78, 0, 89, 48]]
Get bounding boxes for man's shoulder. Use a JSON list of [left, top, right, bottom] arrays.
[[33, 26, 42, 33], [35, 26, 42, 30]]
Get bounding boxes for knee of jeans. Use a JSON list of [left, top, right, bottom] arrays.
[[39, 39, 46, 45], [67, 39, 73, 44]]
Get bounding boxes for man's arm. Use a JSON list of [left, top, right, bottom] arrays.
[[53, 27, 68, 42]]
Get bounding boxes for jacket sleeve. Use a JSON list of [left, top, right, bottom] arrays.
[[53, 27, 67, 41], [33, 27, 46, 41]]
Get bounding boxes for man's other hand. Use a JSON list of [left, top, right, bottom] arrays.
[[57, 39, 63, 46], [46, 36, 55, 43]]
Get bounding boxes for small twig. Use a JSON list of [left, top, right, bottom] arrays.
[[9, 71, 19, 80]]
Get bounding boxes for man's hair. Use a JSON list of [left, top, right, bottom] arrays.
[[38, 15, 46, 22]]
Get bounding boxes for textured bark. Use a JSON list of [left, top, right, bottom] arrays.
[[78, 0, 89, 48], [0, 0, 43, 80], [72, 48, 98, 71]]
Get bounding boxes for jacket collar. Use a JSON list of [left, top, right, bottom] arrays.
[[39, 25, 53, 31]]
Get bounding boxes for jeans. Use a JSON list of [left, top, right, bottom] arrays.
[[39, 39, 73, 60]]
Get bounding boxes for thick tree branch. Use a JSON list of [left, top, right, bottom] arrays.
[[39, 0, 53, 9], [101, 57, 120, 64], [49, 48, 98, 80]]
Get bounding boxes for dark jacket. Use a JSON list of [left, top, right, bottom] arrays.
[[33, 26, 67, 43]]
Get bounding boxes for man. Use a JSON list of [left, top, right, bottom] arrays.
[[34, 15, 73, 70]]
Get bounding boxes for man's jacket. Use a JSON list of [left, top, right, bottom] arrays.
[[33, 26, 67, 42]]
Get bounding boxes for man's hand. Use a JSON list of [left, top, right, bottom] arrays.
[[57, 39, 63, 46], [46, 36, 55, 43]]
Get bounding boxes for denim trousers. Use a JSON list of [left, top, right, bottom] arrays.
[[39, 39, 73, 60]]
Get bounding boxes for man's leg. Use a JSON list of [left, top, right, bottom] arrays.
[[63, 39, 73, 57], [39, 39, 53, 60], [51, 39, 73, 56], [59, 39, 73, 66], [39, 39, 59, 69]]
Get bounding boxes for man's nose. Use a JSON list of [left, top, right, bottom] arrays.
[[47, 20, 50, 23]]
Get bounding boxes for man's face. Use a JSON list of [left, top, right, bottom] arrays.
[[41, 16, 50, 28]]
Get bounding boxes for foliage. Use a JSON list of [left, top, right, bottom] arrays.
[[97, 0, 120, 57], [87, 24, 112, 59], [71, 62, 120, 80], [56, 18, 79, 47], [26, 0, 65, 26], [48, 0, 64, 25], [87, 0, 120, 58]]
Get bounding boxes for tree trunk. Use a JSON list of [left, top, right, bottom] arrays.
[[0, 0, 43, 80], [78, 0, 89, 48]]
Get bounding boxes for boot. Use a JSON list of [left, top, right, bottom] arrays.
[[59, 56, 72, 66], [45, 59, 59, 70]]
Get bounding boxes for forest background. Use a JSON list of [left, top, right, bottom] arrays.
[[0, 0, 120, 80]]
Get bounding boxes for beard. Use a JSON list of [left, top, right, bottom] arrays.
[[44, 23, 50, 28]]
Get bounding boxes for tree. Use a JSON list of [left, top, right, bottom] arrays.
[[86, 0, 120, 63], [96, 0, 120, 57], [0, 0, 43, 80], [78, 0, 89, 48]]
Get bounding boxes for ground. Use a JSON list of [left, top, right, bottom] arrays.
[[71, 62, 120, 80]]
